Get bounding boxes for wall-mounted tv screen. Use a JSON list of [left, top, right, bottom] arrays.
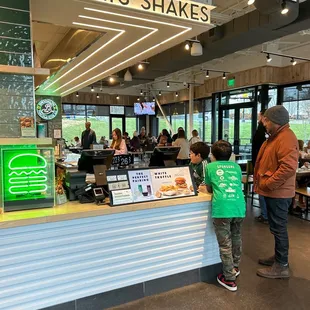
[[134, 102, 155, 115]]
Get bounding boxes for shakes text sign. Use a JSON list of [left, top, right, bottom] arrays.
[[96, 0, 214, 23]]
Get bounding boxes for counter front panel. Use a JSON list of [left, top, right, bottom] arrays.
[[0, 200, 219, 310]]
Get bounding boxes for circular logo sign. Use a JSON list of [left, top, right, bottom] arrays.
[[36, 99, 59, 120]]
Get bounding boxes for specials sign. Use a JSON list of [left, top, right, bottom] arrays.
[[95, 0, 214, 23]]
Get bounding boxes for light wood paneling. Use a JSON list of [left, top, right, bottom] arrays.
[[62, 93, 137, 106], [159, 62, 310, 104]]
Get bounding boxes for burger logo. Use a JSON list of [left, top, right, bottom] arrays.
[[36, 99, 59, 120], [8, 154, 48, 195]]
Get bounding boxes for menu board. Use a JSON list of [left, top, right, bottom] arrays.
[[107, 166, 197, 206]]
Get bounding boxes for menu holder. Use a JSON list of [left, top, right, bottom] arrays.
[[107, 166, 197, 206]]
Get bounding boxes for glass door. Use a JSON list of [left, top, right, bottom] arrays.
[[219, 105, 255, 157], [110, 116, 125, 138]]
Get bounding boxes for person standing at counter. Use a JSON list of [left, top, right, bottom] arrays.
[[189, 142, 210, 189], [173, 129, 189, 165], [81, 122, 96, 149], [254, 106, 298, 279], [110, 128, 128, 155], [205, 140, 245, 292]]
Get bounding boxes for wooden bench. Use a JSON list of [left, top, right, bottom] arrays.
[[295, 187, 310, 214]]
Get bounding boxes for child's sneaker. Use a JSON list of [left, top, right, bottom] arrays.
[[217, 274, 238, 292], [235, 267, 240, 277]]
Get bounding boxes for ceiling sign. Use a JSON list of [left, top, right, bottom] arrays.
[[94, 0, 214, 23], [36, 99, 59, 120]]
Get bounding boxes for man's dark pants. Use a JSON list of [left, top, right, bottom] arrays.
[[263, 197, 292, 265]]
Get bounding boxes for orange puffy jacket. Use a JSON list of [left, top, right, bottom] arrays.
[[254, 124, 298, 198]]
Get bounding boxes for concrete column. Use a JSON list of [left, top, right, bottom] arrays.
[[0, 0, 35, 137], [188, 84, 194, 134]]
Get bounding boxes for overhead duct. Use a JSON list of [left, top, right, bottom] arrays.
[[254, 0, 298, 15], [254, 0, 299, 27]]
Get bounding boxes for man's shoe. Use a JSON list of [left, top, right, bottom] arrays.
[[257, 262, 290, 279], [234, 267, 240, 277], [258, 255, 275, 266], [255, 215, 268, 224], [217, 274, 237, 291]]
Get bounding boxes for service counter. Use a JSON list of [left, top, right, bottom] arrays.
[[0, 193, 221, 310]]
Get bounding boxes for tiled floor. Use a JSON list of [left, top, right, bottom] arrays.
[[109, 205, 310, 310]]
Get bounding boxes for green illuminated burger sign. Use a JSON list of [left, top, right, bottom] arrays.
[[36, 99, 59, 120]]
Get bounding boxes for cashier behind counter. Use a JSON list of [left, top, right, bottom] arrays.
[[65, 149, 115, 202]]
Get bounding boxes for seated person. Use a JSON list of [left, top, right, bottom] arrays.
[[304, 140, 310, 154], [189, 142, 210, 191], [298, 139, 307, 159], [123, 132, 131, 148], [173, 129, 189, 166], [130, 131, 141, 152], [158, 135, 168, 146], [110, 128, 128, 155], [99, 136, 109, 147], [73, 136, 81, 147]]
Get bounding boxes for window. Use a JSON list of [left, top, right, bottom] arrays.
[[157, 105, 170, 135], [125, 118, 137, 136], [187, 100, 203, 139], [62, 115, 86, 144], [171, 102, 186, 134], [88, 116, 110, 141], [282, 84, 310, 141]]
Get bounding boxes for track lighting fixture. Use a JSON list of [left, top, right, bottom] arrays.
[[175, 92, 178, 97], [124, 69, 132, 82], [76, 92, 79, 98], [96, 93, 99, 99], [167, 81, 170, 88], [191, 41, 203, 57], [281, 1, 289, 15], [206, 70, 209, 78], [137, 97, 140, 101], [109, 76, 115, 83], [266, 54, 272, 63], [91, 86, 94, 92], [247, 0, 255, 5], [153, 97, 155, 101], [138, 63, 144, 70], [159, 91, 162, 96], [262, 51, 310, 65], [116, 95, 119, 100], [140, 90, 143, 95], [222, 72, 226, 80], [185, 42, 190, 50], [187, 83, 190, 89]]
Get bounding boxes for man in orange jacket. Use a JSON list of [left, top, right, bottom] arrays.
[[254, 105, 298, 279]]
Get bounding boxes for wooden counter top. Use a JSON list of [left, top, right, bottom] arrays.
[[0, 193, 212, 229], [0, 138, 52, 145]]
